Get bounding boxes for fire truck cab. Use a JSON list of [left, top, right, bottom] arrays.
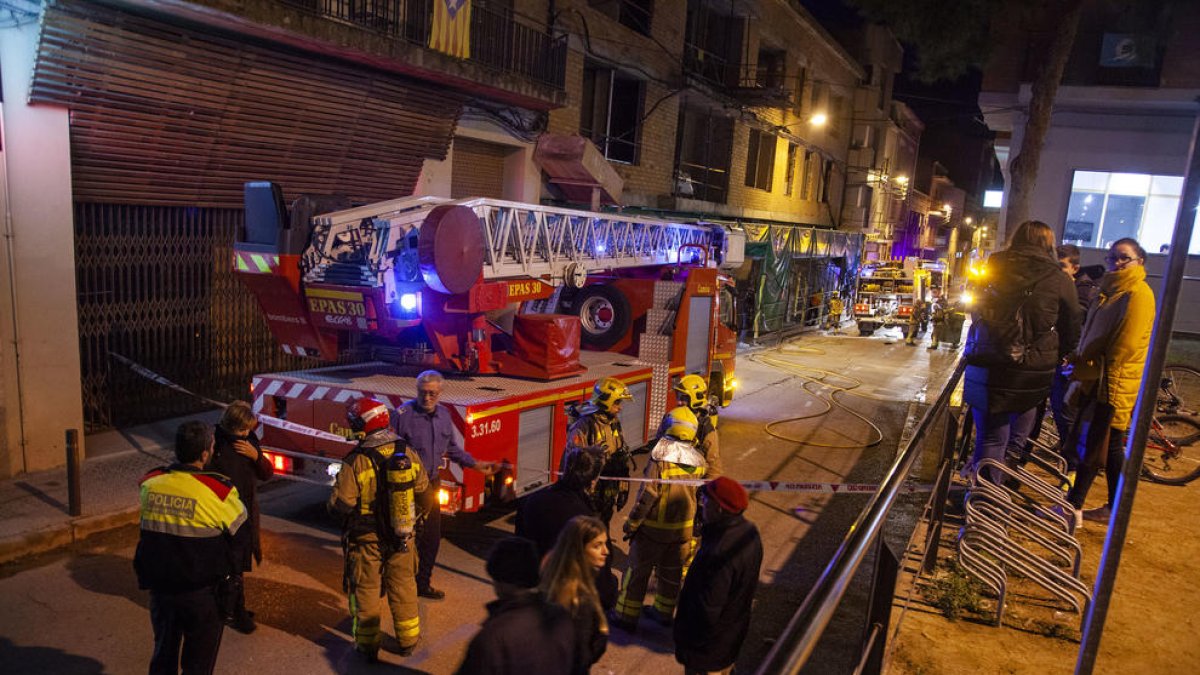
[[234, 183, 743, 513]]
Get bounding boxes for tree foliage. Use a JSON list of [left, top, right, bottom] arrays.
[[847, 0, 1001, 83]]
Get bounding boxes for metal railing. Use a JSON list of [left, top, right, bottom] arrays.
[[279, 0, 566, 89], [755, 358, 968, 675]]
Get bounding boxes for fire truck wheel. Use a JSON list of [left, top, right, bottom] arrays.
[[569, 284, 631, 350]]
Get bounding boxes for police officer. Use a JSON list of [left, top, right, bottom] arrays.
[[394, 370, 498, 601], [565, 376, 635, 528], [134, 421, 247, 675], [667, 374, 723, 478], [329, 397, 429, 662], [614, 407, 708, 632]]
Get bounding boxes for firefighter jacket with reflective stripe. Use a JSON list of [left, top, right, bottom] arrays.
[[133, 465, 247, 593], [329, 442, 429, 542], [566, 411, 625, 460], [626, 457, 706, 543], [654, 411, 722, 478]]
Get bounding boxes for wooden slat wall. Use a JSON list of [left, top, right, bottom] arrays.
[[30, 0, 467, 207]]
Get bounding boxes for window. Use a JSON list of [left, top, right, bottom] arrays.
[[830, 95, 846, 136], [820, 159, 832, 203], [1063, 169, 1199, 254], [756, 48, 785, 89], [793, 67, 807, 116], [784, 143, 799, 196], [581, 62, 645, 164], [744, 129, 776, 191], [590, 0, 652, 36], [800, 150, 814, 200], [675, 106, 735, 203]]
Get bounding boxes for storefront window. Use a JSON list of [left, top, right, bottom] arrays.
[[1064, 170, 1200, 254]]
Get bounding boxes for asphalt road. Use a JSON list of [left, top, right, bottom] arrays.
[[0, 330, 959, 675]]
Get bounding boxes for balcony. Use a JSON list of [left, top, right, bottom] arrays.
[[286, 1, 565, 88], [144, 0, 567, 109], [683, 42, 793, 108]]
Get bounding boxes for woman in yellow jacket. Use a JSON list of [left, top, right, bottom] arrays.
[[1065, 237, 1156, 526]]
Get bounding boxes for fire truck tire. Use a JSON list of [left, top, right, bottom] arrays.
[[568, 284, 631, 350]]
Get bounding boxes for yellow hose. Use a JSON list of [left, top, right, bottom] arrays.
[[750, 349, 886, 449]]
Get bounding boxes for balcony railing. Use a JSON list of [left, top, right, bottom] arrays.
[[280, 0, 566, 90], [683, 42, 793, 107]]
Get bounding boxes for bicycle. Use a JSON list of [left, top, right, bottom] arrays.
[[1157, 363, 1200, 417], [1142, 364, 1200, 484]]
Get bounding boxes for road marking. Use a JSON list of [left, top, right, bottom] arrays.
[[739, 446, 759, 460]]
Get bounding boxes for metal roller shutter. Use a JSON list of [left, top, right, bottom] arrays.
[[30, 0, 467, 206], [451, 137, 511, 199]]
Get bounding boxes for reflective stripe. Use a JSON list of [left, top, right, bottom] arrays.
[[642, 519, 693, 530], [396, 616, 420, 638], [139, 517, 223, 538], [251, 254, 271, 273]]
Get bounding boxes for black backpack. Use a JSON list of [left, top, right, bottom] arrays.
[[964, 268, 1058, 367]]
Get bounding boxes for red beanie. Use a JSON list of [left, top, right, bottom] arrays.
[[705, 476, 749, 514]]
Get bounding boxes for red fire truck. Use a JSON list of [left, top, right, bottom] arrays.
[[234, 183, 743, 513]]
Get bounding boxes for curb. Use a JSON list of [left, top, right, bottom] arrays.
[[0, 506, 140, 566]]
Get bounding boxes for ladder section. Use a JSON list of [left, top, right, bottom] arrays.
[[301, 197, 723, 288]]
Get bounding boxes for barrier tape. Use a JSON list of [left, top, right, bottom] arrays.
[[109, 351, 353, 444], [110, 352, 937, 495], [597, 474, 936, 494]]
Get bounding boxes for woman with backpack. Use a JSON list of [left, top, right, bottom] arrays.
[[1063, 237, 1156, 528], [963, 220, 1081, 485]]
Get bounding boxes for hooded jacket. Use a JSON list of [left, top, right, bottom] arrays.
[[964, 244, 1081, 414], [1076, 264, 1156, 430]]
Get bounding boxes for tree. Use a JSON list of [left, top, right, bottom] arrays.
[[847, 0, 1085, 230]]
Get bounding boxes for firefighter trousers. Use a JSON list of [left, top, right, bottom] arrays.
[[347, 539, 420, 652], [615, 533, 688, 623]]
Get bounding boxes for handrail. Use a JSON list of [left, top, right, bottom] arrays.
[[755, 358, 967, 675]]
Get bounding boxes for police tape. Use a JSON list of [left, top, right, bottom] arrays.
[[109, 351, 354, 445], [597, 474, 937, 494]]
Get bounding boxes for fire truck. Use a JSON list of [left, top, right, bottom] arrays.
[[234, 183, 744, 513], [852, 261, 940, 336]]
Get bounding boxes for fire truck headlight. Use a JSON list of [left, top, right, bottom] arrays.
[[400, 293, 418, 312], [437, 488, 450, 506]]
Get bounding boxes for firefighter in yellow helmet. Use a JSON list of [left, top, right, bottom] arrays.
[[613, 407, 708, 633], [665, 374, 723, 479], [564, 376, 635, 528], [329, 397, 429, 663]]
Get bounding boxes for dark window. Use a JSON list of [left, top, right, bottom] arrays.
[[581, 62, 645, 164], [590, 0, 653, 36], [820, 159, 833, 203], [793, 67, 807, 115], [784, 142, 799, 196], [675, 106, 734, 203], [756, 48, 785, 89], [683, 0, 743, 88], [744, 129, 776, 191]]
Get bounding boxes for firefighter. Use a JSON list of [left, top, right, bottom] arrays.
[[905, 299, 929, 346], [329, 397, 429, 663], [565, 376, 636, 528], [928, 299, 946, 349], [613, 407, 708, 633], [826, 291, 845, 331], [668, 374, 723, 479]]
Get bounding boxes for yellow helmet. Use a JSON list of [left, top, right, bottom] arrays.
[[673, 374, 708, 410], [591, 377, 633, 412], [663, 406, 699, 443]]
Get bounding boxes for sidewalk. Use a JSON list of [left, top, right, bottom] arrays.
[[0, 411, 220, 565]]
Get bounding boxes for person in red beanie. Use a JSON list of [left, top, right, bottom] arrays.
[[674, 477, 762, 675]]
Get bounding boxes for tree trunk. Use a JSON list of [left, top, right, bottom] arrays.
[[1003, 0, 1086, 236]]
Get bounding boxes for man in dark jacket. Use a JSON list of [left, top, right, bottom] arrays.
[[963, 221, 1081, 484], [1046, 245, 1102, 458], [674, 477, 762, 675], [206, 401, 273, 633], [455, 537, 577, 675]]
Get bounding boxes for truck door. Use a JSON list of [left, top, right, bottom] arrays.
[[685, 295, 713, 375], [516, 405, 554, 494]]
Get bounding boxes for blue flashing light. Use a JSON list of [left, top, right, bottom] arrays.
[[400, 293, 418, 311]]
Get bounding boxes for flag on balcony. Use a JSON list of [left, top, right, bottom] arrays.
[[430, 0, 471, 59]]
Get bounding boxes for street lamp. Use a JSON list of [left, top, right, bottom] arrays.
[[810, 112, 828, 127]]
